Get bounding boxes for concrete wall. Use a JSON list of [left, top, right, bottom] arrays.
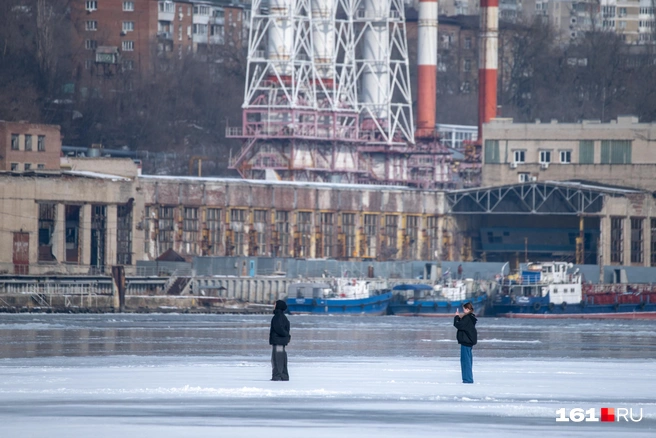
[[61, 157, 140, 178]]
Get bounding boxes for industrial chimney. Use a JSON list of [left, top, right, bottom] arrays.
[[415, 0, 438, 138], [478, 0, 498, 141]]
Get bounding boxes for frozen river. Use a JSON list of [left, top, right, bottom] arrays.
[[0, 314, 654, 437]]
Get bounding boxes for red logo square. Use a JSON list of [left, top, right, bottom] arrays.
[[601, 408, 615, 422]]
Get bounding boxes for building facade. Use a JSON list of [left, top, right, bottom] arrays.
[[3, 159, 656, 275], [71, 0, 251, 87], [0, 122, 62, 172], [72, 0, 159, 80], [481, 115, 656, 190], [536, 0, 655, 44]]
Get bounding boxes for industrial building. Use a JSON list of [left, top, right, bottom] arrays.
[[4, 1, 656, 279], [482, 115, 656, 191], [3, 152, 656, 275]]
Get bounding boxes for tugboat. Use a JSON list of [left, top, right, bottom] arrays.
[[285, 277, 392, 315], [388, 279, 488, 317], [492, 261, 656, 319]]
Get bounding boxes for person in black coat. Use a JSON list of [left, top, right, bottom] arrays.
[[454, 301, 478, 384], [269, 300, 291, 381]]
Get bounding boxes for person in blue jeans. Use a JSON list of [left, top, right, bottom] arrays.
[[454, 302, 478, 384]]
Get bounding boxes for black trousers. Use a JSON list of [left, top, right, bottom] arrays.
[[271, 345, 289, 381]]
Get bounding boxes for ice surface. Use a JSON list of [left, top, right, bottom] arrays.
[[0, 314, 654, 437]]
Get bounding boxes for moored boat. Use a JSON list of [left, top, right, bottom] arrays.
[[285, 278, 392, 315], [388, 280, 488, 317], [491, 261, 656, 319]]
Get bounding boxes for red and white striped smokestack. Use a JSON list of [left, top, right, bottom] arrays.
[[416, 0, 438, 139], [478, 0, 498, 143]]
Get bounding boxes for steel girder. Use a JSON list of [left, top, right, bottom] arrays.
[[446, 183, 609, 215]]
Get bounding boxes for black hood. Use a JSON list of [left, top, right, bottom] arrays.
[[274, 300, 288, 311]]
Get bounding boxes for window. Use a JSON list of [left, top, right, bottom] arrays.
[[123, 1, 134, 11], [86, 1, 97, 12], [122, 41, 134, 51], [579, 140, 594, 163], [85, 59, 94, 70], [464, 37, 472, 49], [122, 21, 135, 32], [342, 213, 356, 258], [319, 213, 335, 258], [274, 211, 290, 257], [252, 209, 267, 256], [25, 135, 32, 151], [559, 150, 571, 163], [37, 135, 45, 151], [539, 150, 552, 163], [10, 163, 18, 171], [363, 214, 378, 258], [86, 21, 98, 31], [405, 215, 419, 259], [194, 5, 210, 15], [205, 208, 222, 255], [124, 59, 134, 70], [463, 59, 471, 72], [426, 216, 439, 260], [383, 215, 398, 260], [37, 164, 45, 170], [229, 209, 246, 256], [631, 218, 643, 264], [484, 140, 500, 163], [183, 207, 199, 255], [211, 25, 224, 39], [601, 140, 632, 164], [158, 206, 175, 254], [193, 24, 208, 35], [651, 219, 656, 267], [518, 173, 531, 182], [38, 203, 56, 261], [117, 204, 132, 265], [85, 39, 97, 50], [296, 212, 312, 258], [24, 163, 32, 171], [610, 217, 624, 264], [513, 150, 525, 163], [159, 1, 174, 13], [11, 134, 19, 150]]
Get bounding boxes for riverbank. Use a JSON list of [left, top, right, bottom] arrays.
[[0, 294, 273, 314]]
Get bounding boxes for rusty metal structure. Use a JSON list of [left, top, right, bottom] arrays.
[[227, 0, 452, 188]]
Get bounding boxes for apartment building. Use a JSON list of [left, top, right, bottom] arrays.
[[0, 121, 62, 172], [71, 1, 250, 85], [536, 0, 655, 44], [72, 0, 159, 79]]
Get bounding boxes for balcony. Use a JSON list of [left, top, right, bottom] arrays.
[[157, 31, 172, 40], [95, 46, 119, 64]]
